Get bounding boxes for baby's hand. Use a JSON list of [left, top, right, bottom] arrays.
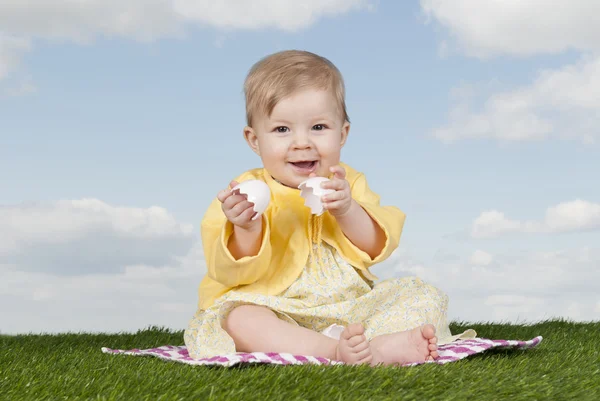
[[217, 181, 262, 231], [317, 165, 353, 217]]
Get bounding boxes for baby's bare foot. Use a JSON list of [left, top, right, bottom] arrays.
[[335, 323, 372, 365], [369, 324, 438, 366]]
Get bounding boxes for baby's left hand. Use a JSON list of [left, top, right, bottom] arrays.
[[314, 165, 352, 217]]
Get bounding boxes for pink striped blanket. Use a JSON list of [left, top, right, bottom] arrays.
[[101, 336, 542, 367]]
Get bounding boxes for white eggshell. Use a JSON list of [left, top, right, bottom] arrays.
[[298, 176, 334, 215], [231, 180, 271, 220]]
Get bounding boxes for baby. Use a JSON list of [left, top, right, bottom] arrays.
[[184, 50, 473, 366]]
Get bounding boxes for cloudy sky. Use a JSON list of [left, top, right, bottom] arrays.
[[1, 0, 599, 335]]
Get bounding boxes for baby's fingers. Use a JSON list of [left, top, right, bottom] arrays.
[[321, 178, 348, 191], [230, 200, 254, 218], [238, 205, 258, 222], [223, 193, 248, 211], [217, 188, 233, 203], [217, 180, 244, 203], [321, 190, 345, 202], [217, 180, 240, 203], [329, 165, 346, 180]]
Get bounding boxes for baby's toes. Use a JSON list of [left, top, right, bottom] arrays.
[[342, 342, 372, 365], [355, 346, 372, 362], [344, 323, 364, 337], [359, 353, 373, 364], [429, 346, 439, 359], [429, 336, 438, 345], [352, 338, 370, 353], [421, 324, 436, 340], [347, 334, 367, 348]]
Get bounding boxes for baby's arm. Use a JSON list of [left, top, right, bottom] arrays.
[[228, 223, 263, 259], [334, 200, 386, 259], [324, 169, 405, 267], [201, 195, 273, 288]]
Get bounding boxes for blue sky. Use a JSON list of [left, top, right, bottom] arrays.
[[1, 1, 599, 334]]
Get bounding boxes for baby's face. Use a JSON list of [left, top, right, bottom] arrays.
[[245, 88, 349, 188]]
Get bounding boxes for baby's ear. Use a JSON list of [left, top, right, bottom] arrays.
[[243, 126, 260, 155], [340, 121, 350, 147]]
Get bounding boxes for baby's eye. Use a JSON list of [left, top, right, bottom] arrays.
[[275, 126, 289, 133], [313, 124, 326, 131]]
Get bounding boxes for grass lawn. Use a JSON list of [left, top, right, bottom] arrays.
[[1, 319, 599, 400]]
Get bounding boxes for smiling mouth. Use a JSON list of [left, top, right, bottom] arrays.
[[290, 161, 317, 169]]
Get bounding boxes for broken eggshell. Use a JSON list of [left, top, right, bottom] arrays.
[[231, 179, 271, 220], [298, 176, 334, 215]]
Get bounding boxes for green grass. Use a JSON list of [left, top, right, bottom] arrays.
[[1, 320, 599, 400]]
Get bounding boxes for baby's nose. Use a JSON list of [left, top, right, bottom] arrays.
[[292, 132, 312, 147]]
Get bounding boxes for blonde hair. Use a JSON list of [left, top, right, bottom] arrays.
[[243, 50, 349, 127]]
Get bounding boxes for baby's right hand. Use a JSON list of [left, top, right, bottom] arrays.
[[217, 180, 262, 231]]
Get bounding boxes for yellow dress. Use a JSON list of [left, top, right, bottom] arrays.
[[184, 241, 475, 359]]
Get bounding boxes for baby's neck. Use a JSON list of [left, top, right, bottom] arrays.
[[273, 177, 298, 190]]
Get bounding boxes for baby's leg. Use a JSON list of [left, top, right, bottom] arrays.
[[369, 324, 439, 366], [224, 305, 371, 364]]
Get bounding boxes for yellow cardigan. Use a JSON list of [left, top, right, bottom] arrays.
[[196, 163, 406, 310]]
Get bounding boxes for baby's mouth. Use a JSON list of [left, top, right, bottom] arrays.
[[289, 160, 318, 174], [290, 161, 317, 169]]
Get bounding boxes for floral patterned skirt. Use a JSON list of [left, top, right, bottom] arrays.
[[184, 242, 475, 359]]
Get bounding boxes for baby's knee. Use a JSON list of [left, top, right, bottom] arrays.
[[224, 304, 272, 334], [228, 304, 264, 320]]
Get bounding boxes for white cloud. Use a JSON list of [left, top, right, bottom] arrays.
[[173, 0, 372, 32], [471, 199, 600, 239], [432, 56, 600, 144], [420, 0, 600, 58], [1, 198, 598, 334], [375, 245, 600, 324], [0, 198, 208, 334], [0, 239, 206, 334], [470, 211, 526, 239], [0, 0, 371, 81], [0, 0, 371, 41], [420, 2, 600, 144], [0, 0, 181, 43], [0, 199, 195, 274], [545, 199, 600, 232]]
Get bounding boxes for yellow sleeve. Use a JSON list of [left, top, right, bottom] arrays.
[[200, 191, 273, 288], [337, 172, 405, 268]]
